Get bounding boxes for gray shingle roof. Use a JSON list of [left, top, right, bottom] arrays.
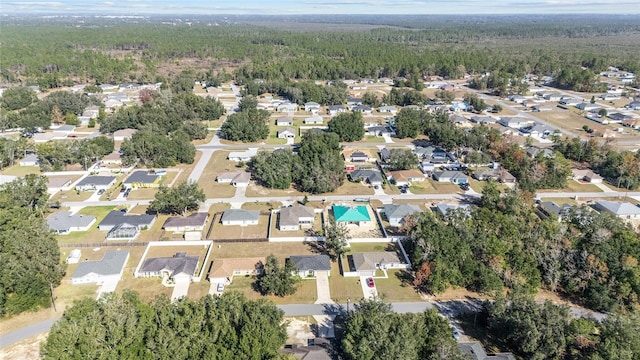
[[351, 252, 401, 271], [221, 209, 260, 222], [98, 210, 156, 230], [383, 204, 421, 221], [140, 253, 199, 278], [123, 171, 159, 185], [279, 206, 315, 227], [349, 170, 383, 184], [72, 250, 129, 279], [436, 203, 471, 217], [163, 213, 208, 229], [76, 176, 116, 188], [288, 255, 331, 271], [596, 201, 640, 216], [47, 211, 96, 232]]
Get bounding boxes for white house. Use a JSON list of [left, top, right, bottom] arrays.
[[216, 171, 251, 187], [71, 250, 129, 285], [47, 211, 96, 235], [275, 116, 293, 126], [19, 154, 40, 167], [278, 205, 315, 231], [595, 201, 640, 220], [278, 128, 296, 139], [288, 255, 331, 278], [209, 257, 265, 285], [304, 115, 324, 125], [304, 102, 321, 113], [221, 209, 260, 226]]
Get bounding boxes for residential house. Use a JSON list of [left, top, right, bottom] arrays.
[[137, 252, 200, 281], [607, 112, 631, 123], [352, 105, 373, 114], [499, 171, 517, 184], [436, 203, 471, 217], [328, 105, 346, 116], [33, 132, 67, 143], [347, 97, 362, 109], [275, 116, 293, 126], [119, 82, 140, 91], [365, 125, 393, 137], [113, 128, 137, 141], [277, 127, 296, 139], [216, 171, 251, 187], [383, 203, 421, 227], [543, 93, 563, 101], [458, 342, 515, 360], [348, 252, 405, 277], [379, 148, 391, 163], [470, 116, 497, 124], [278, 205, 315, 231], [333, 205, 371, 226], [98, 84, 118, 92], [377, 105, 397, 115], [19, 154, 40, 167], [520, 123, 554, 138], [221, 209, 260, 226], [559, 97, 581, 106], [450, 102, 470, 112], [600, 94, 620, 101], [433, 170, 468, 184], [53, 124, 76, 134], [288, 255, 331, 278], [304, 102, 321, 113], [595, 201, 640, 220], [498, 117, 534, 129], [387, 169, 426, 187], [123, 170, 161, 188], [576, 103, 600, 111], [349, 169, 384, 187], [473, 169, 500, 182], [101, 152, 123, 165], [162, 213, 209, 232], [343, 148, 372, 163], [277, 102, 298, 112], [208, 257, 265, 285], [626, 101, 640, 110], [304, 115, 324, 124], [46, 176, 72, 194], [419, 161, 435, 175], [526, 147, 555, 159], [622, 119, 640, 129], [228, 150, 256, 162], [532, 105, 554, 112], [75, 175, 116, 191], [47, 211, 96, 235], [71, 250, 129, 285], [98, 210, 156, 231], [537, 201, 573, 221], [571, 169, 604, 183], [82, 105, 100, 119]]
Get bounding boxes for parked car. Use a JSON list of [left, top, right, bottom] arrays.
[[97, 189, 105, 195], [366, 277, 375, 288], [452, 327, 460, 340], [217, 283, 225, 292], [460, 183, 470, 191]]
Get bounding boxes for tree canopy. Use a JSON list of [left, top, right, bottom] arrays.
[[0, 175, 64, 316], [149, 181, 205, 216], [220, 98, 270, 143], [41, 291, 288, 360], [257, 255, 299, 297], [327, 112, 364, 142], [296, 131, 345, 193]]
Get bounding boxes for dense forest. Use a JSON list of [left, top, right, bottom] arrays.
[[1, 16, 639, 90], [403, 182, 640, 312]]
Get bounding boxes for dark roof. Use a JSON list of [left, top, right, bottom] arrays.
[[351, 151, 368, 158], [288, 255, 331, 271], [140, 253, 199, 278], [350, 170, 383, 184], [458, 342, 516, 360], [380, 148, 391, 161], [383, 204, 421, 220], [221, 209, 260, 222], [99, 210, 156, 229], [76, 176, 116, 187], [123, 170, 159, 185], [163, 213, 208, 229]]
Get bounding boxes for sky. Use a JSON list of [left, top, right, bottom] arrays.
[[2, 0, 640, 15]]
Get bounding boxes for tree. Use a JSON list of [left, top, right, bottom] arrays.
[[257, 255, 299, 296], [362, 91, 380, 107], [181, 121, 208, 140], [327, 112, 364, 142], [342, 299, 464, 360], [238, 95, 259, 112], [394, 108, 421, 138], [296, 131, 344, 194], [149, 181, 205, 216], [250, 149, 298, 189], [463, 93, 487, 112], [387, 148, 418, 170], [324, 219, 350, 259], [220, 110, 269, 142], [590, 95, 596, 104], [435, 90, 455, 104], [64, 111, 78, 126], [0, 87, 37, 110], [0, 175, 64, 316], [599, 108, 608, 117], [42, 291, 288, 360]]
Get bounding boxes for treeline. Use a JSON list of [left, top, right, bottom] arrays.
[[2, 19, 639, 91], [554, 137, 640, 190], [0, 87, 101, 132], [0, 175, 64, 316], [483, 293, 640, 360], [240, 79, 348, 105], [41, 291, 288, 360], [37, 136, 114, 171], [404, 183, 640, 312], [250, 131, 345, 193]]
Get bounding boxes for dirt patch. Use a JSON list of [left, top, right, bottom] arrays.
[[285, 317, 315, 345], [2, 333, 46, 359]]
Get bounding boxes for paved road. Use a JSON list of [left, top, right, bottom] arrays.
[[0, 317, 59, 349]]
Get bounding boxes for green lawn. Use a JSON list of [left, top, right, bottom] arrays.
[[0, 165, 41, 177], [348, 242, 396, 253], [329, 260, 362, 303], [56, 206, 117, 244], [539, 180, 603, 193]]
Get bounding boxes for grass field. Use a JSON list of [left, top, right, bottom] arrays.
[[0, 165, 41, 177], [245, 182, 305, 198], [209, 214, 270, 240], [329, 260, 363, 303], [209, 241, 317, 263], [375, 270, 422, 302], [348, 242, 397, 253], [55, 206, 116, 244], [197, 151, 242, 198], [539, 180, 603, 193], [225, 276, 318, 304]]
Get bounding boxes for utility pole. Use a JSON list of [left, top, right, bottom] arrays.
[[50, 282, 57, 312]]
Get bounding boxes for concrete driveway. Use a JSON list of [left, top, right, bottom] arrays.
[[359, 276, 378, 299], [171, 279, 190, 301], [314, 273, 333, 304], [97, 278, 120, 299]]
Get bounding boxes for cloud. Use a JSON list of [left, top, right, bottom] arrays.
[[4, 1, 65, 6], [96, 1, 115, 6]]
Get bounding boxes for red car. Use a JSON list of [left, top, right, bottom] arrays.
[[366, 277, 375, 288]]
